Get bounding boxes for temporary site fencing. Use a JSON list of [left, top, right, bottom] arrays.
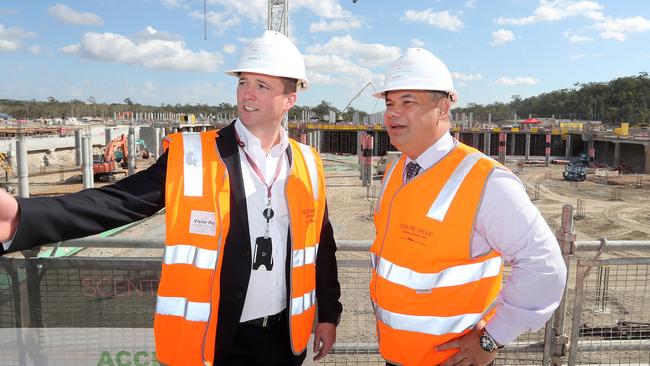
[[0, 205, 649, 365]]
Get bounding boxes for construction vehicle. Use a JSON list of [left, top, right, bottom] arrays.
[[93, 134, 128, 181], [0, 152, 13, 182], [563, 153, 588, 182], [136, 139, 150, 159]]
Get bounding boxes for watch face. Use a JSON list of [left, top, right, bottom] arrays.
[[480, 334, 497, 353]]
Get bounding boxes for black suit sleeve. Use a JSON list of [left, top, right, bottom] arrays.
[[2, 153, 168, 254], [315, 203, 343, 324]]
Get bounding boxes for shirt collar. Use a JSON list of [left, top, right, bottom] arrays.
[[234, 118, 289, 157], [405, 132, 456, 171]]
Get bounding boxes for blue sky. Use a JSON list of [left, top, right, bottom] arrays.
[[1, 0, 649, 114]]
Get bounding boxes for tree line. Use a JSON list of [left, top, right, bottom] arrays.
[[454, 72, 650, 127], [1, 73, 648, 126]]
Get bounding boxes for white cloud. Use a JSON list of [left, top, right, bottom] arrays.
[[60, 31, 222, 72], [593, 16, 650, 41], [207, 0, 266, 23], [307, 35, 400, 67], [189, 11, 240, 34], [495, 0, 604, 26], [465, 0, 477, 8], [402, 9, 463, 32], [27, 46, 42, 55], [0, 39, 19, 52], [293, 0, 353, 19], [161, 0, 188, 9], [134, 26, 183, 42], [47, 4, 103, 26], [309, 18, 362, 32], [452, 72, 483, 81], [0, 23, 36, 52], [564, 29, 594, 43], [60, 44, 80, 54], [570, 54, 585, 60], [222, 43, 237, 54], [494, 76, 539, 86], [490, 29, 515, 46], [303, 54, 379, 87], [410, 38, 426, 47]]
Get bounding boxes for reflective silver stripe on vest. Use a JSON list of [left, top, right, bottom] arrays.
[[291, 289, 316, 316], [298, 144, 319, 200], [371, 253, 502, 290], [426, 153, 483, 222], [182, 133, 203, 197], [375, 158, 400, 213], [373, 302, 483, 335], [292, 244, 319, 268], [156, 296, 210, 322], [164, 245, 218, 270]]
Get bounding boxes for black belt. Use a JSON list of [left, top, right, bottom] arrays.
[[241, 310, 284, 327]]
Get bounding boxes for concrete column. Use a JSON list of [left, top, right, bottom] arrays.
[[105, 128, 114, 146], [565, 134, 572, 158], [525, 133, 531, 161], [509, 133, 516, 156], [453, 131, 460, 141], [472, 133, 479, 149], [498, 132, 506, 165], [614, 142, 621, 167], [154, 128, 161, 160], [128, 127, 136, 175], [545, 133, 551, 167], [588, 139, 595, 162], [16, 139, 29, 198], [469, 112, 474, 128], [488, 113, 492, 125], [81, 136, 93, 189], [75, 129, 82, 166], [357, 131, 363, 165], [483, 132, 491, 156], [317, 130, 322, 153]]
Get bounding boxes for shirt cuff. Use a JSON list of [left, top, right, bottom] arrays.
[[2, 237, 12, 251]]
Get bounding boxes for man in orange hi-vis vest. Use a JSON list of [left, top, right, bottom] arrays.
[[369, 48, 567, 366], [0, 31, 342, 366]]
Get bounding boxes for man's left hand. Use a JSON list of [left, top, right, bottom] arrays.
[[312, 322, 336, 361], [437, 320, 498, 366]]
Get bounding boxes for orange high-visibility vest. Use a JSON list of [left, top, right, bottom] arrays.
[[370, 143, 504, 366], [155, 131, 326, 365]]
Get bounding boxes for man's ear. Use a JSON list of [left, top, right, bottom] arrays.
[[437, 97, 451, 119], [285, 92, 297, 111]]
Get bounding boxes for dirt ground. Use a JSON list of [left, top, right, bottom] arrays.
[[11, 153, 650, 245]]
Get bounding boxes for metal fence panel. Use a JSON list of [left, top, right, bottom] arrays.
[[569, 258, 650, 365]]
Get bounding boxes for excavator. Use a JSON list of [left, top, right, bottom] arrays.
[[93, 134, 128, 181]]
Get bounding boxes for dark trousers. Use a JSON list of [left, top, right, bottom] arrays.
[[223, 318, 306, 366]]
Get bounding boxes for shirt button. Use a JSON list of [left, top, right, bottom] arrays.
[[236, 291, 243, 299]]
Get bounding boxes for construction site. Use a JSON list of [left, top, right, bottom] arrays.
[[0, 116, 649, 365], [1, 0, 650, 365]]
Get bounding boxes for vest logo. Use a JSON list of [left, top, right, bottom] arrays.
[[189, 210, 217, 236], [97, 351, 159, 366], [399, 223, 434, 245], [302, 208, 316, 223]]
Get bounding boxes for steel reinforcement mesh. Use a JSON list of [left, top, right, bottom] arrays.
[[0, 262, 19, 329], [574, 261, 650, 365]]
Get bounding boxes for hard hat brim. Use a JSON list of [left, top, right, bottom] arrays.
[[225, 68, 309, 91]]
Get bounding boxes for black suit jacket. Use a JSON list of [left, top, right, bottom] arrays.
[[3, 122, 342, 365]]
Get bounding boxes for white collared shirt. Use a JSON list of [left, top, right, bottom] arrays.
[[405, 132, 567, 344], [234, 119, 291, 322]]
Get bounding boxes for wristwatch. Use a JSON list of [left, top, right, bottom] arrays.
[[479, 329, 503, 353]]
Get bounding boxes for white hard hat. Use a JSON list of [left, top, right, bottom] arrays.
[[373, 48, 458, 103], [225, 30, 309, 91]]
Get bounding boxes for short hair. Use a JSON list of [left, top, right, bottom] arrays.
[[431, 91, 450, 103], [281, 78, 298, 94]]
